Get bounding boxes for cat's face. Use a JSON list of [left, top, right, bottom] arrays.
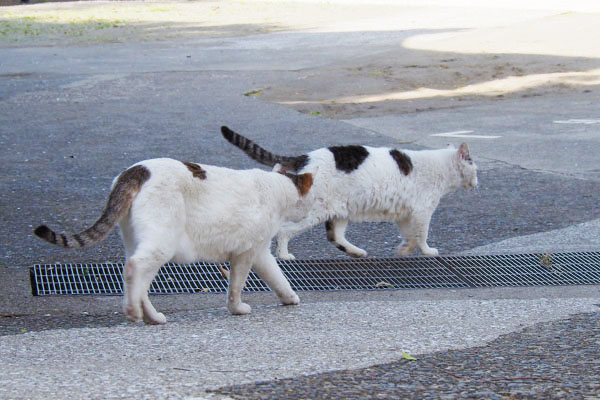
[[457, 143, 478, 189]]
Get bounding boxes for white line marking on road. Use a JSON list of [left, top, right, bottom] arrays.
[[430, 130, 501, 139], [553, 119, 600, 125]]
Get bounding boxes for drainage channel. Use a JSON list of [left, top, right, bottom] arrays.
[[30, 252, 600, 296]]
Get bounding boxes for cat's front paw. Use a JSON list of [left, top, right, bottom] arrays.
[[228, 302, 252, 315], [280, 291, 300, 306], [421, 247, 439, 257], [277, 252, 296, 260], [143, 312, 167, 325]]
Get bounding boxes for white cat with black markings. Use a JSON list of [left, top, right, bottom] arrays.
[[221, 126, 478, 259], [34, 158, 315, 324]]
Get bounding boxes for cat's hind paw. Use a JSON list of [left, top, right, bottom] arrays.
[[396, 240, 415, 257], [124, 304, 143, 323], [348, 248, 367, 258], [228, 302, 252, 315], [336, 242, 367, 258], [395, 243, 414, 256]]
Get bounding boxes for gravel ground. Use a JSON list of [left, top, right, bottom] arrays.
[[1, 299, 598, 399], [212, 311, 600, 399]]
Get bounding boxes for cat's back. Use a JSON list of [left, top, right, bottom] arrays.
[[200, 164, 291, 193], [130, 158, 272, 188], [301, 145, 413, 179], [139, 159, 297, 206], [120, 158, 192, 188], [302, 146, 375, 175]]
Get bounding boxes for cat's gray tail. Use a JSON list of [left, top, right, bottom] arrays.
[[221, 126, 308, 171], [34, 165, 150, 249]]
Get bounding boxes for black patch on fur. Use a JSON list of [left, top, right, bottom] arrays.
[[325, 220, 334, 241], [389, 149, 413, 176], [328, 145, 369, 173], [182, 161, 207, 180], [336, 244, 347, 253]]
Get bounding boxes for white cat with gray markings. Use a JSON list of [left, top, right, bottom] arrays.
[[221, 126, 478, 259], [35, 158, 315, 324]]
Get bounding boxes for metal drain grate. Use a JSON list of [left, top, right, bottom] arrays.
[[30, 262, 247, 296], [442, 252, 600, 287], [278, 257, 466, 291], [30, 252, 600, 296]]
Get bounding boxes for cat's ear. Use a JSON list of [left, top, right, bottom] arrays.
[[458, 143, 471, 161], [296, 168, 317, 196]]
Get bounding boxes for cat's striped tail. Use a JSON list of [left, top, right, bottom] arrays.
[[34, 165, 150, 249], [221, 126, 308, 171]]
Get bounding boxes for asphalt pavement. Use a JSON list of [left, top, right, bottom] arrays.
[[1, 1, 599, 399]]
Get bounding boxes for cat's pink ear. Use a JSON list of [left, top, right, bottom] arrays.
[[458, 143, 470, 160]]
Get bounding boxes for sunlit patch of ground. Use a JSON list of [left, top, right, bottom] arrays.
[[0, 1, 417, 46], [2, 1, 599, 118]]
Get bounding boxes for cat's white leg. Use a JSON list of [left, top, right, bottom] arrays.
[[418, 243, 439, 257], [253, 248, 299, 306], [326, 218, 367, 258], [227, 252, 253, 315], [276, 233, 295, 260], [138, 260, 168, 324], [141, 296, 167, 325], [395, 218, 416, 256], [414, 213, 438, 256], [123, 245, 172, 324], [123, 192, 185, 324], [397, 214, 438, 257], [123, 258, 143, 321], [276, 219, 318, 260], [396, 238, 417, 256]]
